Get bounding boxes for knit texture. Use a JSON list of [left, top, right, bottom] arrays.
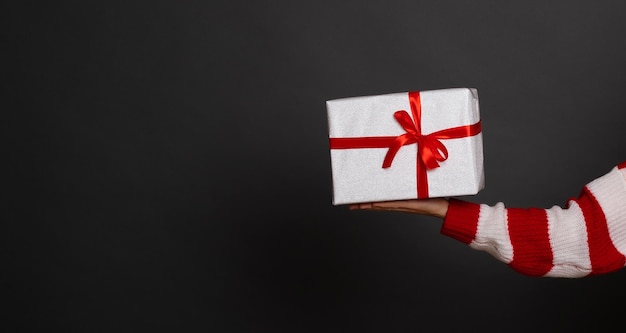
[[441, 162, 626, 278]]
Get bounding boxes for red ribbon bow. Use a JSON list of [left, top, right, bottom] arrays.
[[329, 91, 482, 198]]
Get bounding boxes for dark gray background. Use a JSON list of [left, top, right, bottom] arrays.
[[5, 0, 626, 332]]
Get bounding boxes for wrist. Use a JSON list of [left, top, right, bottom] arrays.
[[432, 198, 449, 219]]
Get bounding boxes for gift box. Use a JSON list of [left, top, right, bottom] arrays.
[[326, 87, 484, 205]]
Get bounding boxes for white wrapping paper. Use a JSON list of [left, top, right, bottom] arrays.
[[326, 88, 484, 205]]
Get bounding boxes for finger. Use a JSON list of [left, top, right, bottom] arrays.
[[370, 200, 414, 209], [349, 203, 374, 210]]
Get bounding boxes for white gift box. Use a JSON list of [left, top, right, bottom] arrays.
[[326, 87, 485, 205]]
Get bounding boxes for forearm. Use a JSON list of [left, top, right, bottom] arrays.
[[441, 164, 626, 278]]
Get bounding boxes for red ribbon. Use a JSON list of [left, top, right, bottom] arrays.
[[329, 91, 482, 198]]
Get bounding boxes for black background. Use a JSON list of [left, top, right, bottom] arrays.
[[5, 1, 626, 332]]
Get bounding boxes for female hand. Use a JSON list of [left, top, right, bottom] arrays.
[[348, 197, 449, 219]]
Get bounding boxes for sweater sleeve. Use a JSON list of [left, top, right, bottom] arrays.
[[441, 163, 626, 278]]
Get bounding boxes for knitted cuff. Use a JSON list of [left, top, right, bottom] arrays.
[[440, 198, 481, 245]]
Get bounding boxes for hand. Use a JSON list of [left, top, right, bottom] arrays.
[[348, 198, 449, 219]]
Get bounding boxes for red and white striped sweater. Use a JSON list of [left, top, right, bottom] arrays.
[[441, 162, 626, 278]]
